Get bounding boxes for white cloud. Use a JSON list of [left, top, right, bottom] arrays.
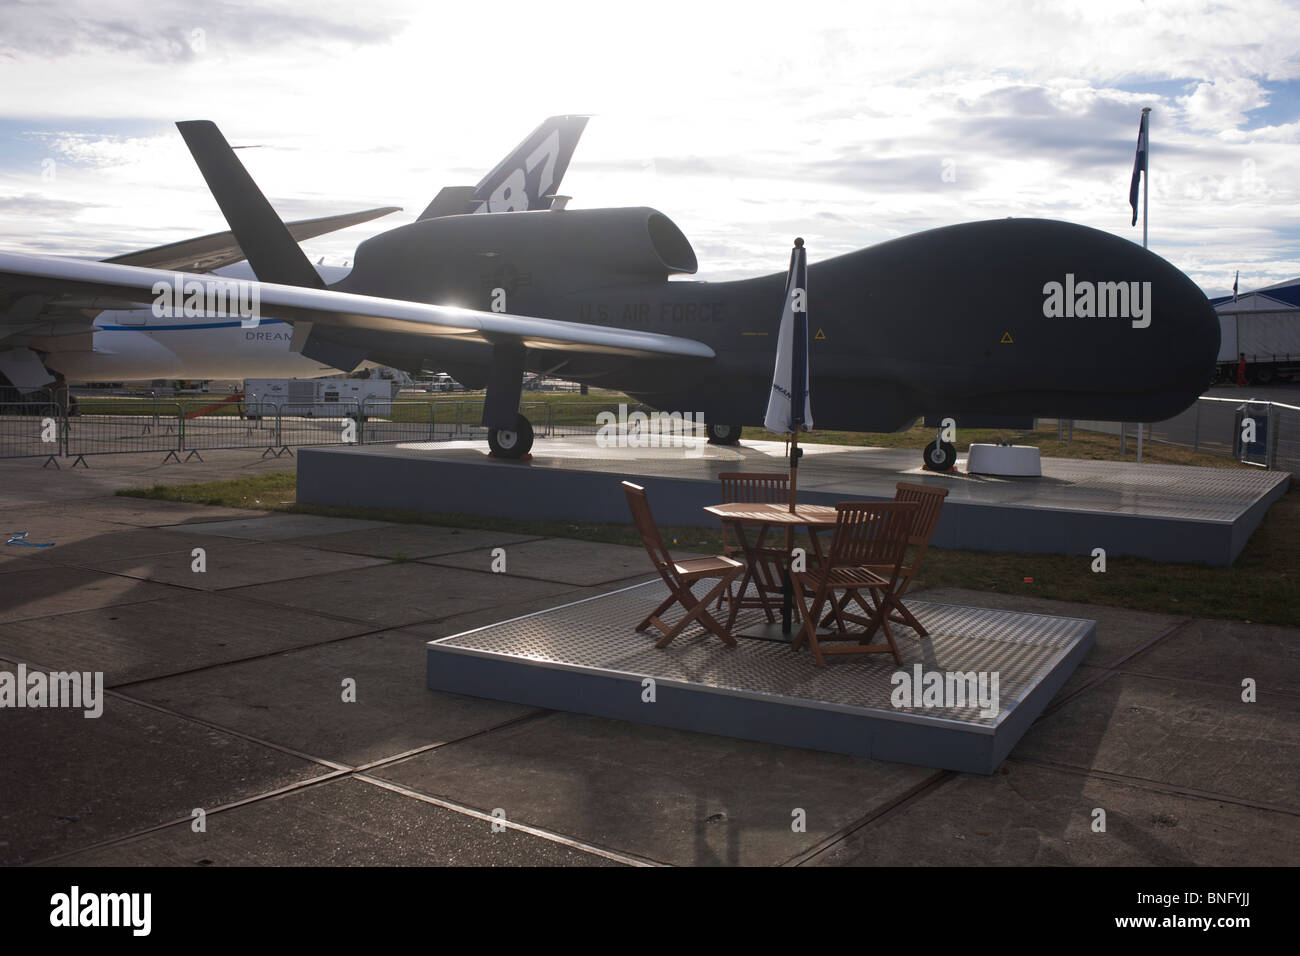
[[0, 0, 1298, 295], [1178, 77, 1269, 130]]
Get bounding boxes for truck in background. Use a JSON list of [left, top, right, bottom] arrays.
[[1216, 311, 1300, 384], [243, 378, 397, 418], [1213, 280, 1300, 385]]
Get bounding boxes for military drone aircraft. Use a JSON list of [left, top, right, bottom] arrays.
[[0, 118, 1220, 465]]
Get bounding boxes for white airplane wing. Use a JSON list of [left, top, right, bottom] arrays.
[[0, 251, 716, 359]]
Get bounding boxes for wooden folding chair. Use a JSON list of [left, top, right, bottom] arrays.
[[888, 482, 949, 621], [622, 482, 743, 648], [791, 501, 918, 666], [715, 472, 789, 626], [821, 482, 948, 639]]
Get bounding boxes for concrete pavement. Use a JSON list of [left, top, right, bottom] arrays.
[[0, 449, 1295, 866]]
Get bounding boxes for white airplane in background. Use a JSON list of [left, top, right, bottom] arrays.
[[25, 237, 375, 385], [0, 115, 589, 390]]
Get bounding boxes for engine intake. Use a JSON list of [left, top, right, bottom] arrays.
[[339, 206, 697, 305]]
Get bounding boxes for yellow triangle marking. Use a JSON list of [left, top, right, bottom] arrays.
[[814, 328, 827, 340], [1000, 331, 1014, 344]]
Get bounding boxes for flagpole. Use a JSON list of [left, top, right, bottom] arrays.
[[1138, 108, 1150, 464], [1142, 108, 1150, 250]]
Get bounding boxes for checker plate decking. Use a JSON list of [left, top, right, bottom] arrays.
[[427, 580, 1096, 772]]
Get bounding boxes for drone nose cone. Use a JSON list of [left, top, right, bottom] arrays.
[[1139, 247, 1220, 404], [1175, 267, 1220, 362], [815, 218, 1221, 425]]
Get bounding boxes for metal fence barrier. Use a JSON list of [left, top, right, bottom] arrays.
[[22, 393, 1293, 471], [1059, 395, 1300, 473], [0, 403, 65, 463], [271, 399, 365, 453], [12, 393, 1299, 473], [181, 399, 284, 453], [547, 401, 656, 437], [64, 401, 187, 465], [0, 397, 656, 465]]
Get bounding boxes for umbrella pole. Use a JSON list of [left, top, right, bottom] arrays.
[[788, 424, 799, 512], [782, 423, 800, 636]]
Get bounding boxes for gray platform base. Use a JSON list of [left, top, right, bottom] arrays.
[[426, 581, 1096, 774], [300, 439, 1291, 565]]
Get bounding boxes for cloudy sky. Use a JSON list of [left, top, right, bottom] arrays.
[[1, 0, 1298, 297]]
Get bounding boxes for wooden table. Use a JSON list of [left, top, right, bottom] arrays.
[[703, 502, 839, 637]]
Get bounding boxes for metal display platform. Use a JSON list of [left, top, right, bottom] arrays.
[[425, 580, 1096, 774], [299, 437, 1291, 565]]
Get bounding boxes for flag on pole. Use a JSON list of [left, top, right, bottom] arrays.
[[1129, 110, 1149, 227], [1233, 270, 1239, 303], [764, 238, 812, 434]]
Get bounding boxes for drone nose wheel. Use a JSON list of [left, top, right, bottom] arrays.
[[923, 439, 957, 471]]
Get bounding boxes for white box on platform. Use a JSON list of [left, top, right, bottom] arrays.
[[965, 444, 1042, 476]]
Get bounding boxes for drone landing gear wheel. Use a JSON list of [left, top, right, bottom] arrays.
[[923, 439, 957, 471], [707, 422, 742, 445], [488, 414, 534, 459]]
